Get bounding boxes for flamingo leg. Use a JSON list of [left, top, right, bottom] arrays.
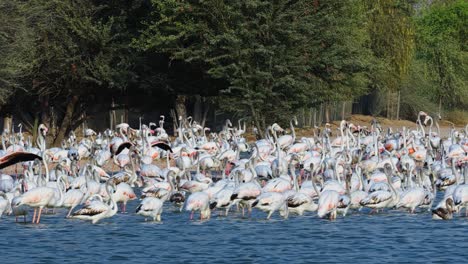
[[24, 215, 26, 223], [36, 207, 43, 224], [330, 210, 337, 220], [190, 210, 194, 220], [32, 208, 37, 223], [66, 207, 74, 218], [267, 211, 273, 219]]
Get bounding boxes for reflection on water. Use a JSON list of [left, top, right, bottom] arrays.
[[0, 192, 467, 263]]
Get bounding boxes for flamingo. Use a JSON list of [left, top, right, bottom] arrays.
[[252, 192, 289, 219], [395, 166, 426, 213], [360, 164, 399, 213], [9, 152, 54, 224], [71, 180, 118, 224], [210, 184, 235, 216], [0, 192, 10, 218], [185, 191, 211, 220], [432, 198, 455, 220], [112, 181, 137, 213], [136, 197, 164, 222], [230, 171, 262, 217], [15, 186, 55, 224], [11, 195, 28, 222], [62, 188, 85, 218], [277, 117, 297, 149], [317, 190, 340, 220], [284, 156, 317, 215]]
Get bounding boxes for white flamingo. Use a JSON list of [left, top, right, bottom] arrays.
[[71, 180, 118, 224]]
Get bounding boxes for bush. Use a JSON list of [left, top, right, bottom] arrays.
[[445, 110, 468, 125]]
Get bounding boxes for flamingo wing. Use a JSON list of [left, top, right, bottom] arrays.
[[151, 141, 173, 153], [73, 201, 108, 216], [115, 142, 133, 156], [286, 193, 310, 208], [0, 152, 42, 169]]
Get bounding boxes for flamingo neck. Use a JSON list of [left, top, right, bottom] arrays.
[[290, 119, 296, 144]]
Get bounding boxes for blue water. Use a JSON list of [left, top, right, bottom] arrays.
[[1, 193, 467, 264]]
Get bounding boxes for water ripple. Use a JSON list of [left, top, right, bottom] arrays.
[[1, 193, 468, 263]]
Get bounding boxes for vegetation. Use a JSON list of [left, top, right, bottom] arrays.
[[0, 0, 466, 142]]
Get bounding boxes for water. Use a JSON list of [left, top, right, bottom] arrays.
[[1, 194, 467, 264]]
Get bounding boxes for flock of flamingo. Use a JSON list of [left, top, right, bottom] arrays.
[[0, 112, 467, 224]]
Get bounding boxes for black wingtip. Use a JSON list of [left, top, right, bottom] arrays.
[[210, 202, 217, 209], [151, 142, 173, 153], [0, 152, 42, 170]]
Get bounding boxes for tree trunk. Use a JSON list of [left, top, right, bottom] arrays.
[[396, 90, 401, 120], [250, 104, 264, 138], [193, 95, 203, 123], [201, 102, 210, 128], [170, 109, 178, 136], [111, 98, 116, 130], [41, 96, 50, 128], [325, 102, 330, 123], [386, 90, 390, 119], [341, 101, 346, 120], [313, 108, 317, 127], [50, 106, 57, 138], [54, 95, 79, 146], [175, 95, 187, 121], [301, 108, 305, 128], [318, 103, 323, 125], [3, 115, 12, 133], [438, 97, 442, 117]]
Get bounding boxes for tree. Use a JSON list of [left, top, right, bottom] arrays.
[[305, 0, 373, 122], [0, 2, 35, 107], [416, 0, 468, 113], [365, 0, 417, 119], [1, 0, 142, 144], [137, 0, 374, 131]]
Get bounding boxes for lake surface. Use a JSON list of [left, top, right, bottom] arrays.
[[1, 192, 467, 264]]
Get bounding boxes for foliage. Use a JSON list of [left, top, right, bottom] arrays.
[[137, 0, 373, 129], [0, 0, 466, 140], [416, 0, 468, 109], [0, 2, 35, 104]]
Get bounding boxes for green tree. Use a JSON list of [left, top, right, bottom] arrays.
[[366, 0, 416, 119], [0, 2, 35, 105], [416, 0, 468, 113], [137, 0, 373, 131], [305, 0, 373, 122], [1, 0, 141, 143]]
